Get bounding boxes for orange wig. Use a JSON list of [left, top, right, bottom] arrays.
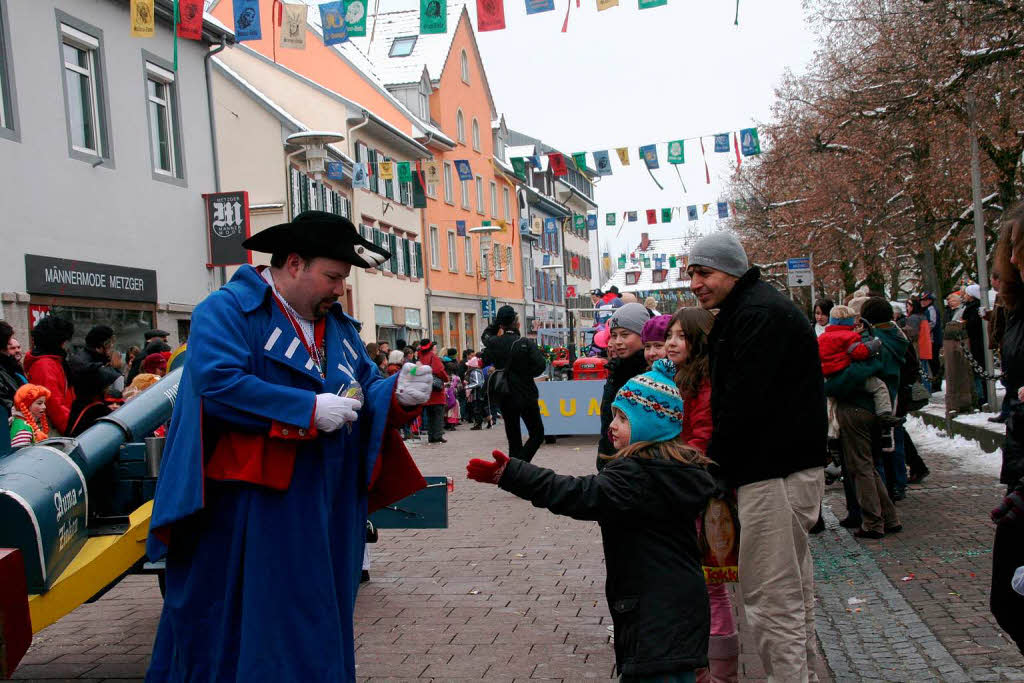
[[13, 383, 51, 443]]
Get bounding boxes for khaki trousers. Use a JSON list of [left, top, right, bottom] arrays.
[[737, 467, 824, 682], [836, 403, 899, 534]]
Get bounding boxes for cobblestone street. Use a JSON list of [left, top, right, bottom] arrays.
[[12, 419, 1024, 681]]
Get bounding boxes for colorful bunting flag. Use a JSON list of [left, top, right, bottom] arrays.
[[456, 220, 467, 237], [572, 152, 587, 171], [638, 0, 667, 7], [740, 128, 761, 156], [280, 3, 307, 49], [717, 202, 729, 218], [397, 161, 412, 183], [667, 140, 685, 164], [528, 155, 541, 169], [687, 205, 698, 221], [423, 161, 441, 185], [733, 132, 742, 169], [412, 171, 427, 208], [699, 137, 710, 184], [526, 0, 556, 13], [616, 147, 630, 166], [574, 214, 586, 231], [326, 161, 345, 180], [232, 0, 261, 41], [377, 161, 394, 180], [519, 218, 530, 233], [593, 150, 612, 176], [319, 1, 348, 45], [702, 203, 710, 214], [639, 144, 659, 169], [131, 0, 155, 37], [661, 208, 672, 223], [627, 211, 637, 222], [177, 0, 204, 40], [454, 160, 473, 181], [714, 134, 730, 152], [606, 212, 616, 226], [477, 0, 506, 31], [597, 0, 619, 9], [353, 162, 369, 189], [544, 217, 557, 234], [548, 153, 568, 177], [646, 209, 657, 224], [532, 216, 543, 234], [343, 0, 367, 37], [420, 0, 447, 34], [511, 157, 527, 179]]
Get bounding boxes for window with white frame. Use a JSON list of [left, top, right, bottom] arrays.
[[493, 244, 502, 281], [447, 230, 458, 272], [490, 181, 497, 218], [0, 0, 16, 137], [456, 109, 465, 144], [145, 60, 181, 178], [475, 176, 484, 214], [429, 225, 440, 269], [472, 118, 480, 151], [506, 246, 514, 282], [460, 50, 470, 83], [464, 237, 473, 274], [503, 186, 511, 221], [60, 21, 108, 158], [418, 84, 429, 120], [460, 177, 470, 209], [443, 162, 453, 204]]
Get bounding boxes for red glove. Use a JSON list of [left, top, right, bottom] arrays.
[[467, 450, 510, 485]]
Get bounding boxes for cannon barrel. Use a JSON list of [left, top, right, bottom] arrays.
[[0, 369, 182, 592]]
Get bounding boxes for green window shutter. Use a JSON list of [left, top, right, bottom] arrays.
[[300, 175, 310, 212], [389, 234, 399, 273], [415, 242, 423, 277], [369, 150, 379, 193], [403, 239, 411, 275]]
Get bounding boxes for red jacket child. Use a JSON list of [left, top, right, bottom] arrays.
[[818, 313, 881, 377], [680, 379, 712, 454]]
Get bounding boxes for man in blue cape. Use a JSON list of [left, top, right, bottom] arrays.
[[145, 211, 434, 681]]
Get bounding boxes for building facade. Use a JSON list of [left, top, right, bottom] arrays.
[[0, 0, 232, 352], [600, 233, 695, 312]]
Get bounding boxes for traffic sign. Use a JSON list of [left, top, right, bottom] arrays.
[[481, 298, 497, 318], [786, 257, 813, 287]]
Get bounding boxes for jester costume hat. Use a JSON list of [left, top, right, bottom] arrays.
[[611, 358, 685, 445]]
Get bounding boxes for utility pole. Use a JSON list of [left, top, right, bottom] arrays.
[[967, 94, 997, 409]]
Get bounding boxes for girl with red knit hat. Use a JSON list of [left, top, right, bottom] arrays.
[[9, 384, 51, 448]]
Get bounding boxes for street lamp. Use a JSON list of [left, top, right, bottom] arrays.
[[470, 225, 502, 325], [539, 262, 574, 360], [285, 131, 344, 181]]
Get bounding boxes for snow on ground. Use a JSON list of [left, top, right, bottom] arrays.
[[904, 415, 1003, 478]]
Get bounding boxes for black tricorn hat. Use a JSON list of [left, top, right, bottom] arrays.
[[242, 210, 390, 269]]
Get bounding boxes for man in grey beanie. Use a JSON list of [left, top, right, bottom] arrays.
[[688, 232, 827, 681], [596, 302, 651, 470]]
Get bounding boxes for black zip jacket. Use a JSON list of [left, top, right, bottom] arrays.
[[480, 327, 547, 399], [597, 350, 648, 466], [707, 268, 827, 487], [1001, 308, 1024, 490], [499, 450, 715, 676]]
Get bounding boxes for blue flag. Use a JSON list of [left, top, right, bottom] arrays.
[[233, 0, 262, 41], [639, 144, 659, 169], [544, 217, 557, 234], [319, 1, 348, 45], [687, 205, 698, 221], [586, 214, 597, 230], [525, 0, 555, 13], [455, 159, 473, 181], [519, 218, 530, 233], [456, 220, 467, 237], [352, 162, 369, 189], [740, 128, 762, 156], [714, 134, 730, 152], [627, 211, 637, 222], [717, 202, 729, 218], [326, 162, 344, 180], [527, 155, 541, 170], [592, 150, 613, 176]]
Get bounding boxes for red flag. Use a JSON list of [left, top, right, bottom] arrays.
[[646, 209, 657, 225], [571, 255, 580, 271], [548, 153, 568, 177], [700, 137, 711, 185], [733, 132, 742, 171], [477, 0, 506, 31], [177, 0, 203, 40]]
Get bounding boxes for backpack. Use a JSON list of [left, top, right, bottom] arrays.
[[487, 338, 524, 401], [897, 340, 929, 414]]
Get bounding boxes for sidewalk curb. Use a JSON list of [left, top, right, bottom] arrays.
[[912, 410, 1002, 454]]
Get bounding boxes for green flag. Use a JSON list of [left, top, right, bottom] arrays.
[[420, 0, 446, 33], [638, 0, 667, 7], [572, 152, 587, 171], [412, 171, 427, 208], [661, 208, 672, 223], [511, 156, 526, 180], [344, 0, 367, 37], [574, 214, 585, 231], [606, 212, 616, 226], [397, 161, 412, 183], [667, 139, 685, 164]]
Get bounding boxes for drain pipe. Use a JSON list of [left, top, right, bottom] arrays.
[[204, 37, 228, 286], [419, 130, 436, 343]]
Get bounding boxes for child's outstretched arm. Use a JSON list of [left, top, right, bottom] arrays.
[[466, 450, 640, 522]]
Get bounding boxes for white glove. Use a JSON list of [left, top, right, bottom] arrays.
[[314, 393, 362, 432], [395, 362, 433, 407]]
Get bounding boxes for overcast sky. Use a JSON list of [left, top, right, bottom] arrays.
[[381, 0, 817, 260]]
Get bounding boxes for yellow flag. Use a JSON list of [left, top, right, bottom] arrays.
[[702, 203, 710, 214], [616, 147, 630, 166], [378, 161, 394, 181], [130, 0, 155, 37], [280, 3, 307, 49], [597, 0, 619, 10]]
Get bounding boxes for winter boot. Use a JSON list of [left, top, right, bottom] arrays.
[[696, 632, 739, 683]]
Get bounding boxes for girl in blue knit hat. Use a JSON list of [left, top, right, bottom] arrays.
[[467, 359, 716, 682]]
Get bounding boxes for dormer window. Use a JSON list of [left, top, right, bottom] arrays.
[[389, 36, 417, 57], [625, 271, 640, 286], [652, 269, 667, 284]]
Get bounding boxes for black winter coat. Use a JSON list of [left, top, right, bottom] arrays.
[[0, 353, 24, 411], [597, 350, 648, 466], [963, 299, 985, 366], [1000, 308, 1024, 490], [707, 268, 827, 487], [499, 450, 715, 676], [480, 327, 547, 399]]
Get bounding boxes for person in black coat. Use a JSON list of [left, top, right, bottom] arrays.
[[467, 361, 715, 680], [481, 306, 547, 462], [963, 284, 988, 407], [989, 202, 1024, 655], [687, 231, 826, 681]]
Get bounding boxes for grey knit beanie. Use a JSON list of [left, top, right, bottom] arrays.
[[688, 232, 749, 278], [608, 302, 651, 336]]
